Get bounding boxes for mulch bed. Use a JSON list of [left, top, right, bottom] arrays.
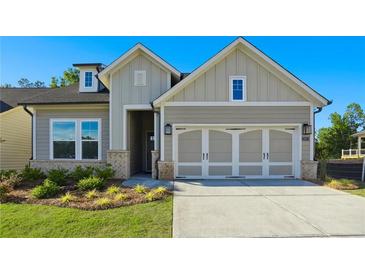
[[3, 179, 171, 210]]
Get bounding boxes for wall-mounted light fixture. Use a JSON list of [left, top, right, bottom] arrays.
[[164, 123, 172, 135], [302, 123, 312, 135]]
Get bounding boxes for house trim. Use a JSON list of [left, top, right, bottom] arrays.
[[122, 104, 153, 150], [160, 104, 165, 161], [33, 109, 37, 160], [164, 101, 312, 107]]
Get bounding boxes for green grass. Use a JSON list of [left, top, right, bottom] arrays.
[[345, 188, 365, 197], [0, 197, 172, 238]]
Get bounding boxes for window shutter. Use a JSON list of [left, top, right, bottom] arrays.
[[134, 70, 147, 86]]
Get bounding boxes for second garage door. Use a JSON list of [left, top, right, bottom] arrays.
[[174, 126, 300, 179]]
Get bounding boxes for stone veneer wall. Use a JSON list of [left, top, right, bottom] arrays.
[[301, 160, 318, 180], [107, 150, 130, 179], [151, 150, 160, 179], [30, 160, 107, 173], [158, 161, 174, 180]]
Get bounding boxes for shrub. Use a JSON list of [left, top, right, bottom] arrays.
[[114, 193, 127, 202], [95, 197, 113, 208], [77, 176, 104, 191], [85, 189, 98, 200], [0, 173, 22, 187], [154, 186, 167, 197], [21, 166, 45, 181], [94, 165, 115, 181], [71, 166, 94, 181], [145, 191, 158, 202], [106, 185, 120, 195], [0, 182, 13, 201], [47, 168, 68, 185], [0, 169, 17, 179], [325, 178, 360, 190], [134, 184, 147, 194], [60, 192, 75, 204], [31, 179, 60, 199]]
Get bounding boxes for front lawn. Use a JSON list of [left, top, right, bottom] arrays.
[[0, 196, 172, 238], [344, 188, 365, 197]]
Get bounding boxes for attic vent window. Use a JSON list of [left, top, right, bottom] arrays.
[[134, 70, 146, 86], [84, 71, 93, 88]]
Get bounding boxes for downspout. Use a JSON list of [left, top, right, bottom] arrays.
[[313, 100, 333, 160], [23, 104, 33, 160]]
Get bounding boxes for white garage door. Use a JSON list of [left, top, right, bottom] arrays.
[[174, 126, 300, 179]]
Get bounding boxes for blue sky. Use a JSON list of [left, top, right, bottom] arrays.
[[1, 36, 364, 129]]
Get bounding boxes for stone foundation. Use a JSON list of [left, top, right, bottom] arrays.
[[107, 150, 130, 179], [301, 160, 318, 180], [158, 161, 174, 180], [30, 160, 107, 173], [151, 150, 160, 179]]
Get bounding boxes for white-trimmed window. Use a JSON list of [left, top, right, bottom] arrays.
[[84, 71, 93, 88], [134, 70, 146, 86], [50, 119, 101, 160], [229, 76, 246, 101]]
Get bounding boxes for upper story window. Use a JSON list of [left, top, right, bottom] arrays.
[[134, 70, 146, 86], [229, 76, 246, 101], [84, 71, 93, 88]]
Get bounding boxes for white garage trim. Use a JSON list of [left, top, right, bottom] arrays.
[[172, 123, 302, 179]]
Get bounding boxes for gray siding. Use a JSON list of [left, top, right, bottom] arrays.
[[170, 49, 306, 102], [164, 106, 311, 161], [110, 53, 169, 149], [36, 108, 109, 160]]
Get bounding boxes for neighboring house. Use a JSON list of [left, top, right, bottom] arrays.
[[342, 130, 365, 159], [0, 88, 48, 170], [19, 37, 331, 180]]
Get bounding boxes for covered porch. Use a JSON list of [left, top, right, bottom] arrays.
[[342, 130, 365, 159]]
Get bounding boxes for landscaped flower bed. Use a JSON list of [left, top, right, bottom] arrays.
[[0, 166, 170, 210]]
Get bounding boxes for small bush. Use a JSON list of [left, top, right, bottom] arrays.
[[145, 191, 158, 202], [0, 182, 13, 201], [134, 184, 147, 194], [114, 193, 127, 202], [31, 179, 60, 199], [106, 185, 120, 195], [85, 189, 98, 200], [77, 176, 104, 191], [21, 166, 45, 181], [0, 169, 17, 179], [60, 192, 75, 204], [0, 173, 22, 187], [325, 178, 360, 190], [95, 197, 113, 208], [47, 168, 68, 185], [71, 166, 94, 181], [94, 165, 115, 181], [154, 186, 167, 196]]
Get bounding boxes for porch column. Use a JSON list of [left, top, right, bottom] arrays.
[[359, 136, 363, 156]]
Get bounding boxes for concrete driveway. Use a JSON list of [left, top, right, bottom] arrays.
[[173, 179, 365, 237]]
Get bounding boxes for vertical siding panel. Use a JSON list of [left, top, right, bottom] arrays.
[[205, 67, 216, 101], [184, 82, 195, 101], [237, 50, 246, 75], [195, 75, 206, 101], [246, 56, 258, 101], [268, 73, 278, 101], [258, 65, 268, 101], [215, 60, 226, 101], [151, 64, 161, 100]]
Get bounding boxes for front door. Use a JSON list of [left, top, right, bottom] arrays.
[[146, 131, 154, 172]]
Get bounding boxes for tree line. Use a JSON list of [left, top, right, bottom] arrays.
[[0, 68, 79, 88]]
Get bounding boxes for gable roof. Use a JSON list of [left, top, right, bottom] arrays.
[[0, 88, 50, 113], [98, 43, 180, 87], [17, 84, 109, 105], [153, 37, 331, 107]]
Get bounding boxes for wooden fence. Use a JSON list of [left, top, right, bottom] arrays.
[[319, 159, 365, 181]]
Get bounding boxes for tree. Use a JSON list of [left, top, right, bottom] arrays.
[[316, 103, 365, 159], [50, 68, 79, 88], [17, 78, 45, 88], [0, 83, 12, 88]]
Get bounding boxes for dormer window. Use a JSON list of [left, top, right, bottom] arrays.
[[84, 71, 93, 88], [229, 76, 246, 101], [134, 70, 146, 86]]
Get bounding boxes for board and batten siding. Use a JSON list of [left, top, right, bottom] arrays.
[[169, 49, 306, 102], [0, 107, 32, 170], [35, 108, 109, 160], [110, 53, 170, 149], [163, 106, 311, 161]]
